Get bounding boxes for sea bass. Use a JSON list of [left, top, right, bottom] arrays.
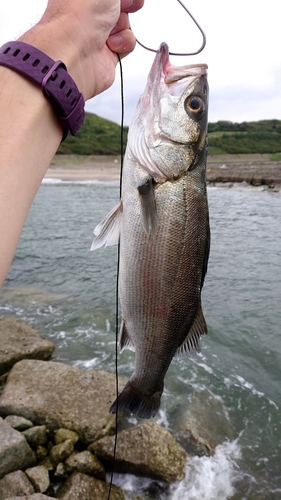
[[91, 43, 210, 419]]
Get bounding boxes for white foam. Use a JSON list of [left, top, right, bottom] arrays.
[[110, 439, 242, 499], [42, 178, 63, 184], [74, 358, 98, 369], [42, 178, 119, 186], [170, 439, 242, 500]]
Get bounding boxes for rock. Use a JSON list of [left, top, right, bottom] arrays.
[[0, 373, 8, 391], [0, 418, 36, 479], [54, 462, 69, 481], [22, 426, 48, 448], [89, 421, 187, 483], [65, 450, 106, 481], [4, 415, 33, 431], [55, 428, 79, 445], [0, 359, 125, 445], [7, 496, 54, 500], [49, 439, 74, 466], [172, 390, 235, 455], [0, 471, 34, 499], [35, 446, 48, 462], [56, 472, 125, 500], [25, 466, 50, 494], [37, 457, 54, 472], [0, 317, 55, 376]]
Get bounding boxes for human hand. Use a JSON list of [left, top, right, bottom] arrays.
[[20, 0, 145, 100]]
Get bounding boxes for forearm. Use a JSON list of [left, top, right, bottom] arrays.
[[0, 0, 144, 287], [0, 62, 63, 286]]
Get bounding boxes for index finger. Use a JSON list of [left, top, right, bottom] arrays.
[[121, 0, 145, 13]]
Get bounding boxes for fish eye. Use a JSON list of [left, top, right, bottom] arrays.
[[185, 96, 204, 116]]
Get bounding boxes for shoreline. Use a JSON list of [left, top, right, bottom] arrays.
[[45, 154, 281, 188]]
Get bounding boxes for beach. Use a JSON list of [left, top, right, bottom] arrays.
[[46, 155, 121, 181], [46, 154, 281, 188]]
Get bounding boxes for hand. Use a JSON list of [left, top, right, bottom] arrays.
[[20, 0, 145, 99]]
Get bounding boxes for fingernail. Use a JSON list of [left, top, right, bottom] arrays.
[[108, 34, 123, 48], [122, 0, 135, 10]]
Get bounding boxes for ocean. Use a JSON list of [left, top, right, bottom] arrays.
[[0, 178, 280, 499]]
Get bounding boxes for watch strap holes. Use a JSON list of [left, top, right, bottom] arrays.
[[23, 53, 30, 61], [3, 47, 11, 55], [42, 65, 49, 74], [66, 89, 72, 98], [71, 97, 77, 107], [60, 80, 66, 89], [13, 49, 20, 57], [32, 59, 40, 67]]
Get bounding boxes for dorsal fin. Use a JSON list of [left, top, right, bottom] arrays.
[[175, 302, 207, 358]]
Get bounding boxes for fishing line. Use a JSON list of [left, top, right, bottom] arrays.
[[107, 53, 124, 500]]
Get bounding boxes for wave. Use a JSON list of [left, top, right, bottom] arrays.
[[42, 178, 119, 186], [110, 439, 242, 499], [170, 439, 242, 500]]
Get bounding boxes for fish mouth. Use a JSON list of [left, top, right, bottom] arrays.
[[151, 42, 207, 90]]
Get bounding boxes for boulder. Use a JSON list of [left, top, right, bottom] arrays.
[[0, 317, 54, 376], [25, 466, 50, 494], [172, 390, 235, 455], [65, 450, 106, 480], [22, 426, 48, 448], [49, 439, 74, 466], [0, 359, 125, 445], [4, 415, 33, 431], [0, 418, 36, 479], [7, 496, 54, 500], [56, 472, 125, 500], [0, 471, 34, 499], [89, 421, 187, 483], [54, 428, 79, 445]]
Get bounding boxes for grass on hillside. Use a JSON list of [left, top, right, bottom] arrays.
[[58, 114, 281, 157]]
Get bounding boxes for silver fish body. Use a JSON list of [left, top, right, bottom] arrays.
[[91, 43, 210, 419]]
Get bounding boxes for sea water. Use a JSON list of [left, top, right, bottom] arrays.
[[0, 179, 281, 499]]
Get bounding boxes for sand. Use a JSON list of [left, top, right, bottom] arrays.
[[46, 158, 120, 181]]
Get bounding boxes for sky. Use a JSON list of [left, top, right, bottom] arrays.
[[0, 0, 280, 126]]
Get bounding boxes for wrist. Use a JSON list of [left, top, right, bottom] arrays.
[[19, 19, 92, 99]]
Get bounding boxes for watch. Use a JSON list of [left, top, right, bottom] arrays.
[[0, 41, 85, 140]]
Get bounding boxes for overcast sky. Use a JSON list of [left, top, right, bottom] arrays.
[[0, 0, 280, 126]]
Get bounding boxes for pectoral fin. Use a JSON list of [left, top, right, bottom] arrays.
[[175, 302, 207, 358], [137, 176, 157, 237], [90, 201, 123, 251]]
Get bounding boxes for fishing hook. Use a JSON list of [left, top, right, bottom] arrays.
[[136, 0, 206, 56]]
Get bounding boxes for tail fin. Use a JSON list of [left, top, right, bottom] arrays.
[[109, 380, 163, 419]]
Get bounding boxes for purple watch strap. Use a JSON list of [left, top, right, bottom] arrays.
[[0, 41, 85, 139]]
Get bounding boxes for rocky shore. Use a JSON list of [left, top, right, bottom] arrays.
[[0, 317, 234, 499], [46, 154, 281, 190], [207, 154, 281, 190]]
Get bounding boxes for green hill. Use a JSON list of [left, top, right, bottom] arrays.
[[208, 119, 281, 155], [58, 114, 281, 157], [58, 113, 128, 155]]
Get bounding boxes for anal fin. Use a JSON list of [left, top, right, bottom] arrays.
[[119, 320, 135, 352], [175, 302, 207, 358]]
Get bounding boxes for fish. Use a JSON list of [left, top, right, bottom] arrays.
[[91, 42, 210, 419]]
